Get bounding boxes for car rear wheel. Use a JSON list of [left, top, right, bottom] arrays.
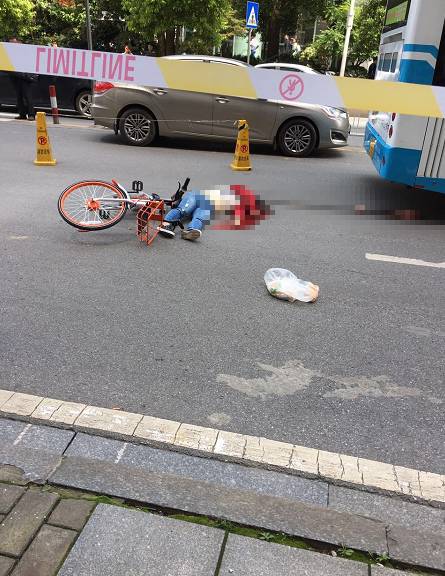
[[277, 119, 317, 157], [75, 90, 92, 118], [119, 108, 157, 146]]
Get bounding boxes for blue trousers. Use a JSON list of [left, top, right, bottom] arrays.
[[164, 191, 212, 231]]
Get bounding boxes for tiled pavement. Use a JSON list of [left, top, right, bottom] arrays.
[[0, 417, 444, 575], [0, 487, 429, 576], [0, 483, 94, 576]]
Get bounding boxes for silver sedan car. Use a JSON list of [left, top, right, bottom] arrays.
[[92, 55, 349, 157]]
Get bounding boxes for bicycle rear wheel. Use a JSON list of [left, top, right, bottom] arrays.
[[58, 181, 128, 231]]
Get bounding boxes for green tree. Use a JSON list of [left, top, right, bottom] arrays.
[[349, 0, 386, 65], [300, 0, 346, 70], [230, 0, 330, 61], [0, 0, 35, 40], [28, 0, 85, 46], [300, 0, 385, 73], [18, 0, 140, 53], [123, 0, 234, 55]]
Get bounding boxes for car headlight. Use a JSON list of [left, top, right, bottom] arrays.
[[321, 106, 348, 119]]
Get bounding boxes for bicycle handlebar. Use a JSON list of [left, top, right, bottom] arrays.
[[129, 177, 190, 207], [165, 177, 190, 207]]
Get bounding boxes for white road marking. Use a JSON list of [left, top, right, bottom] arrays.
[[366, 253, 445, 269], [13, 423, 32, 446], [114, 442, 128, 463]]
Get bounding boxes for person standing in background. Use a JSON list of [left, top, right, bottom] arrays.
[[9, 37, 37, 121], [367, 56, 378, 79]]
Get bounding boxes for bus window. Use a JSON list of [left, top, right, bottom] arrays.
[[382, 53, 392, 72], [378, 55, 384, 71], [390, 52, 398, 73], [383, 0, 411, 33]]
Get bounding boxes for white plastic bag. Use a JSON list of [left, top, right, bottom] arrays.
[[264, 268, 319, 303]]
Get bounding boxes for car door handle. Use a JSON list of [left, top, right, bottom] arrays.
[[153, 88, 167, 95], [216, 97, 229, 104]]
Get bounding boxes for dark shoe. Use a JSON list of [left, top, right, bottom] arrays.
[[15, 116, 27, 120], [27, 116, 35, 121], [158, 222, 176, 238], [181, 228, 202, 241]]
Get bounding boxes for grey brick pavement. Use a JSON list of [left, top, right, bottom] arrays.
[[220, 534, 368, 575], [58, 504, 224, 576]]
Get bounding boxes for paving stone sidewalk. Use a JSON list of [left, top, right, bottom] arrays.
[[0, 481, 434, 576], [0, 482, 94, 576], [0, 417, 444, 575]]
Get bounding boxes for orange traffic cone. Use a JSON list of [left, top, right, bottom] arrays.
[[34, 112, 56, 166], [231, 119, 251, 171]]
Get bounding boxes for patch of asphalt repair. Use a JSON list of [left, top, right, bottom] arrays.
[[217, 360, 441, 404]]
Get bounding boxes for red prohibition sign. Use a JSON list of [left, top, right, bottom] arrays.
[[240, 144, 248, 153], [279, 73, 304, 101], [38, 136, 47, 145]]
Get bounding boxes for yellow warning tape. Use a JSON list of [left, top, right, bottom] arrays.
[[1, 42, 445, 119], [336, 77, 443, 118]]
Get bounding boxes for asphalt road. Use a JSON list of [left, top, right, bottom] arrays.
[[1, 117, 444, 473]]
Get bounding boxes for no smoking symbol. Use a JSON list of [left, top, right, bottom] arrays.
[[240, 144, 248, 153], [38, 136, 47, 145], [279, 74, 304, 101]]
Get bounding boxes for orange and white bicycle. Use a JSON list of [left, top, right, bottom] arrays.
[[58, 178, 190, 244]]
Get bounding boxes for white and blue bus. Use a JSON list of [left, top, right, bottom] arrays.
[[364, 0, 445, 194]]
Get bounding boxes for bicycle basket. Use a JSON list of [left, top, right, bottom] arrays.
[[137, 199, 165, 246]]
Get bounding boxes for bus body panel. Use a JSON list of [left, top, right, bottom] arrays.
[[365, 122, 421, 186], [400, 0, 443, 84], [365, 0, 445, 194]]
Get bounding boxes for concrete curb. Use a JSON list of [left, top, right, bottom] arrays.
[[1, 389, 444, 508]]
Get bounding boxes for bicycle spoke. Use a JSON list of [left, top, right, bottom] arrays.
[[60, 181, 127, 229]]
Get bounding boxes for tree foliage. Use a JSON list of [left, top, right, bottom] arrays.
[[350, 0, 386, 64], [123, 0, 235, 55], [6, 0, 138, 51], [0, 0, 35, 40], [31, 0, 86, 46], [300, 0, 386, 72], [231, 0, 330, 60], [1, 0, 386, 64]]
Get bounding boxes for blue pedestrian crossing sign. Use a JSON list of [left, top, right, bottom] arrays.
[[246, 1, 259, 29]]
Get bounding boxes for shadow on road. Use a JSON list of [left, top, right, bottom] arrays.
[[96, 132, 352, 159], [318, 174, 445, 223], [93, 133, 444, 223]]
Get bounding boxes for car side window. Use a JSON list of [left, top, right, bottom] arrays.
[[281, 67, 305, 73], [209, 61, 241, 67]]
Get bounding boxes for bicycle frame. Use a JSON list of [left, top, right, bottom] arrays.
[[109, 179, 179, 208], [58, 177, 190, 236]]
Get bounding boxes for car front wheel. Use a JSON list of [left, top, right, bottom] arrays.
[[277, 119, 317, 157], [119, 108, 157, 147]]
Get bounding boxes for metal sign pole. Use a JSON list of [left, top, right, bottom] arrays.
[[340, 0, 356, 77], [85, 0, 93, 51], [247, 29, 252, 64], [245, 1, 259, 64]]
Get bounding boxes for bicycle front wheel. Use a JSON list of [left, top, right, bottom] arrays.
[[58, 181, 128, 231]]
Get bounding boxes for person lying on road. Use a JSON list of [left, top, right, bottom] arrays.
[[158, 185, 270, 241]]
